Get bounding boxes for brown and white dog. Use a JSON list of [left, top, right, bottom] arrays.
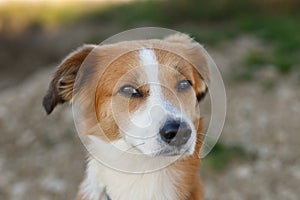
[[43, 34, 210, 200]]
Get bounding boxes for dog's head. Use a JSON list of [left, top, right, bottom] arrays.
[[43, 34, 209, 158]]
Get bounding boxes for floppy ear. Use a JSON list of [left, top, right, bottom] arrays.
[[193, 72, 208, 102], [43, 44, 96, 114]]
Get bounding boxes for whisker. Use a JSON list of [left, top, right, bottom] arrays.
[[195, 136, 214, 159], [194, 148, 202, 159], [198, 132, 218, 139], [124, 142, 145, 153]]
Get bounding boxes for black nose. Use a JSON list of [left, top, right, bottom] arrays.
[[159, 120, 192, 147]]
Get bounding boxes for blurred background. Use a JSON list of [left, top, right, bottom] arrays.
[[0, 0, 300, 199]]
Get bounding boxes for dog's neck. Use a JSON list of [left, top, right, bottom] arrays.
[[79, 157, 188, 200], [77, 134, 203, 200], [77, 135, 203, 200]]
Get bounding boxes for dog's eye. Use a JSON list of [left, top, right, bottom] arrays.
[[176, 79, 192, 92], [119, 85, 143, 98]]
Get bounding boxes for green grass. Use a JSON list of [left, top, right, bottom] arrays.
[[245, 51, 269, 67], [1, 0, 299, 73], [238, 15, 300, 73], [191, 29, 238, 46], [240, 15, 300, 77], [84, 0, 300, 73], [0, 2, 109, 32], [204, 142, 256, 171]]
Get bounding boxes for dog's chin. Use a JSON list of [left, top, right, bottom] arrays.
[[125, 138, 196, 158], [135, 145, 194, 158], [131, 145, 191, 158], [155, 146, 193, 157]]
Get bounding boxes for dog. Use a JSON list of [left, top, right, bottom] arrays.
[[43, 33, 210, 200]]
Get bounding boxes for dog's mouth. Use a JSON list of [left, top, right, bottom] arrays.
[[126, 141, 190, 157], [154, 145, 191, 157]]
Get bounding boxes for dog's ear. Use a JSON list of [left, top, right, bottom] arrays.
[[193, 72, 208, 102], [43, 44, 96, 114]]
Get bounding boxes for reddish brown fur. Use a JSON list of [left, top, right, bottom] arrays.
[[171, 118, 204, 200], [43, 45, 95, 114], [94, 50, 148, 141], [43, 34, 210, 200]]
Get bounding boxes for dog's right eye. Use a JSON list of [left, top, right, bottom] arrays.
[[119, 85, 143, 98]]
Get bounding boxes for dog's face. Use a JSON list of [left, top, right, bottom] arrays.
[[43, 34, 209, 158], [96, 48, 207, 156]]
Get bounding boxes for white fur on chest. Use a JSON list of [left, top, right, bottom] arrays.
[[81, 158, 179, 200]]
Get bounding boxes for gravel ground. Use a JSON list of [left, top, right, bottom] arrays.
[[0, 36, 299, 200]]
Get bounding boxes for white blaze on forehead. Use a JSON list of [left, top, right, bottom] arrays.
[[139, 48, 161, 95], [121, 48, 167, 155], [137, 48, 165, 128]]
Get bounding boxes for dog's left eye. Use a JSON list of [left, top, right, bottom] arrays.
[[119, 85, 143, 98], [176, 79, 192, 92]]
